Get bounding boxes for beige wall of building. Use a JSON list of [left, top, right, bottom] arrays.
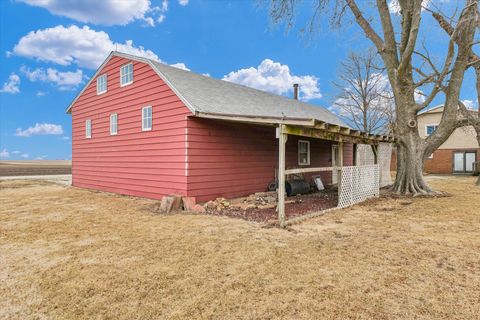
[[417, 107, 478, 149]]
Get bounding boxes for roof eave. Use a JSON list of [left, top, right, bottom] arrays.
[[194, 111, 316, 127], [194, 112, 393, 143]]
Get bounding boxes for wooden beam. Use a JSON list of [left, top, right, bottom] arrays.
[[327, 124, 340, 133], [196, 112, 315, 127], [278, 124, 287, 228], [313, 120, 327, 130], [339, 127, 351, 135], [283, 125, 380, 145], [338, 141, 344, 192], [285, 166, 342, 174], [350, 130, 361, 137]]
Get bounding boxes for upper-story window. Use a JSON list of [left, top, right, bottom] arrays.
[[298, 140, 310, 165], [110, 113, 118, 135], [425, 124, 438, 136], [97, 74, 107, 94], [142, 106, 152, 131], [120, 63, 133, 86], [85, 119, 92, 138]]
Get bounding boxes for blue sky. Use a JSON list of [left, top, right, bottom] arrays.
[[0, 0, 477, 160]]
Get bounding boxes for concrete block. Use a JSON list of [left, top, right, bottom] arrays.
[[159, 195, 183, 214], [182, 196, 197, 211]]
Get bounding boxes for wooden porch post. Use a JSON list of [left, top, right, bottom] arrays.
[[338, 141, 344, 191], [278, 124, 287, 228]]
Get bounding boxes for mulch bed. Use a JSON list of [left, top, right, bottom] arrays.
[[203, 188, 338, 224]]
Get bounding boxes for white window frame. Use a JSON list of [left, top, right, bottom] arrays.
[[85, 119, 91, 139], [96, 74, 107, 95], [120, 63, 133, 87], [110, 113, 118, 135], [425, 124, 438, 136], [427, 153, 433, 159], [142, 106, 152, 131], [298, 140, 310, 166]]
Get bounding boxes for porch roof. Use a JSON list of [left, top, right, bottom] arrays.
[[195, 112, 394, 145]]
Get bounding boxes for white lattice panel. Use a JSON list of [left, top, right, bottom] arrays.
[[338, 165, 379, 208], [356, 143, 392, 188], [356, 144, 376, 165], [378, 143, 392, 187]]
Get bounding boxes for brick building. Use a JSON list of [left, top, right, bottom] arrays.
[[410, 106, 478, 174]]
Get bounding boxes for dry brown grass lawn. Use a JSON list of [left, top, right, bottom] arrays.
[[1, 176, 479, 319]]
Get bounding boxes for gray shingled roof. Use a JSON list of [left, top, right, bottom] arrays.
[[149, 60, 347, 127]]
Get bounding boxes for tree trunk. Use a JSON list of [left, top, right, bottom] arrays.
[[392, 133, 432, 195], [475, 68, 480, 186], [391, 99, 434, 195]]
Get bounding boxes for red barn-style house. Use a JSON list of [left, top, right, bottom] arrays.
[[67, 52, 391, 224]]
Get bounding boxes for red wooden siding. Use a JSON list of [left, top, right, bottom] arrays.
[[71, 56, 191, 199], [186, 118, 353, 202]]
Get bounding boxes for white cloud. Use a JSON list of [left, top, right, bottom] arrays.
[[388, 0, 435, 14], [157, 14, 166, 23], [36, 91, 46, 96], [20, 65, 84, 90], [35, 155, 48, 160], [143, 17, 155, 27], [0, 73, 21, 94], [15, 123, 64, 137], [223, 59, 322, 101], [21, 153, 29, 159], [13, 25, 160, 69], [414, 89, 426, 104], [161, 0, 169, 12], [178, 0, 189, 6], [170, 62, 190, 71], [18, 0, 151, 26], [461, 99, 476, 110], [0, 149, 9, 158], [12, 150, 21, 155]]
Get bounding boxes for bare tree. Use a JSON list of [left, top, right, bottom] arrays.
[[431, 10, 480, 186], [333, 50, 395, 135], [269, 0, 479, 195]]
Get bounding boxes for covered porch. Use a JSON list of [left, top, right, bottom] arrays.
[[276, 122, 393, 227], [194, 112, 394, 227]]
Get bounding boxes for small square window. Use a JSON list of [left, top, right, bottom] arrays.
[[298, 140, 310, 165], [425, 124, 438, 136], [142, 106, 152, 131], [85, 119, 92, 138], [110, 113, 118, 135], [97, 74, 107, 94], [120, 63, 133, 86]]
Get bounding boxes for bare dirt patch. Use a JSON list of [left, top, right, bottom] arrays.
[[1, 176, 479, 319], [201, 189, 338, 224]]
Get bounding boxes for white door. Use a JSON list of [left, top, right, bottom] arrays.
[[454, 152, 465, 172], [465, 152, 476, 172], [332, 145, 338, 184]]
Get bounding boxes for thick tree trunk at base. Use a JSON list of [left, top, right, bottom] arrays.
[[391, 140, 433, 195]]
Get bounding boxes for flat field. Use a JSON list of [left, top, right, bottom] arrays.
[[0, 160, 71, 176], [0, 176, 479, 319]]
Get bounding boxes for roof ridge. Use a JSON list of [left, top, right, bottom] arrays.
[[149, 58, 330, 111], [67, 51, 347, 128]]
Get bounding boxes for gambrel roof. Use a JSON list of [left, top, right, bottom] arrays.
[[66, 51, 346, 127]]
